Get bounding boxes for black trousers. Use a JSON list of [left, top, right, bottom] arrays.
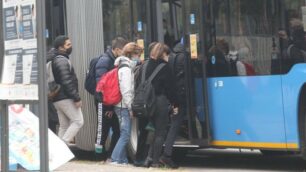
[[135, 117, 149, 161], [147, 96, 170, 164], [95, 101, 120, 156], [163, 106, 186, 157]]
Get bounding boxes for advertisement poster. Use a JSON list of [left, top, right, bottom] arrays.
[[137, 39, 145, 61], [190, 34, 198, 59], [8, 105, 75, 171], [1, 0, 38, 99]]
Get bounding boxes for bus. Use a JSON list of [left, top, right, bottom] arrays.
[[125, 0, 306, 158], [51, 0, 306, 159]]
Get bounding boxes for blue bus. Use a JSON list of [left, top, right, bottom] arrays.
[[52, 0, 306, 159], [121, 0, 306, 158]]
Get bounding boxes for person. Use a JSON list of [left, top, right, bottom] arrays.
[[141, 43, 179, 168], [159, 40, 187, 169], [133, 42, 158, 166], [47, 35, 84, 144], [109, 42, 143, 165], [94, 37, 128, 158]]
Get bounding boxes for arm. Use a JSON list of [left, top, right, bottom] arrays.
[[95, 57, 111, 83], [53, 58, 81, 102], [118, 67, 133, 110]]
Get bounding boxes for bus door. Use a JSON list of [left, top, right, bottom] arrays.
[[181, 0, 212, 146], [206, 0, 287, 149]]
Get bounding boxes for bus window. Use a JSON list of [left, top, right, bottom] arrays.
[[103, 0, 132, 48], [209, 0, 282, 77], [280, 1, 306, 73]]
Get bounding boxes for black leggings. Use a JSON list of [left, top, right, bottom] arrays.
[[147, 96, 170, 164], [95, 101, 120, 155]]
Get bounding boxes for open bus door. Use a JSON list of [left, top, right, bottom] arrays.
[[128, 0, 212, 158], [181, 0, 212, 147]]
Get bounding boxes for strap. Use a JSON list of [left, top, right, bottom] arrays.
[[147, 63, 166, 82], [55, 55, 72, 71], [141, 61, 149, 83], [287, 44, 294, 58]]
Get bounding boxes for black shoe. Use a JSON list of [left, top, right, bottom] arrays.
[[133, 160, 145, 167], [143, 157, 153, 168], [159, 155, 179, 169], [150, 162, 164, 168]]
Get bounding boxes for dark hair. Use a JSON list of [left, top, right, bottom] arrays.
[[112, 37, 128, 50], [53, 35, 69, 49], [150, 43, 170, 59]]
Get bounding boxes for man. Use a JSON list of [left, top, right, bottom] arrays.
[[47, 35, 84, 144], [95, 37, 128, 158], [159, 40, 187, 169]]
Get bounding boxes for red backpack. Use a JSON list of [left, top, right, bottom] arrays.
[[96, 64, 129, 106], [242, 62, 256, 76]]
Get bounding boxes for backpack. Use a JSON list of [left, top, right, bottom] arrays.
[[132, 62, 166, 118], [242, 62, 256, 75], [46, 56, 71, 100], [287, 44, 306, 61], [84, 57, 100, 95], [96, 63, 129, 106]]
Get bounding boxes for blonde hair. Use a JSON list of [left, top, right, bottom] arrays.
[[122, 42, 143, 58]]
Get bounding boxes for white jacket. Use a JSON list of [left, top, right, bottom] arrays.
[[114, 56, 137, 110]]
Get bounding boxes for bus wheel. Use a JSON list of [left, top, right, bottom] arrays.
[[128, 117, 138, 161], [260, 150, 295, 156]]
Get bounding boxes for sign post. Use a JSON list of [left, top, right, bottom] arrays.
[[1, 0, 48, 171]]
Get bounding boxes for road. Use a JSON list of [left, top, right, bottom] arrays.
[[56, 149, 306, 172]]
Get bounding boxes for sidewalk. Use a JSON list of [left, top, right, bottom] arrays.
[[56, 160, 186, 172]]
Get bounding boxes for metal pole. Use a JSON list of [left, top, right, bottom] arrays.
[[1, 101, 9, 172], [36, 0, 49, 171]]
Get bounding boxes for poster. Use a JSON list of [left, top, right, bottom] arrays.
[[8, 105, 75, 171], [1, 0, 38, 99], [190, 34, 198, 59], [137, 39, 145, 61]]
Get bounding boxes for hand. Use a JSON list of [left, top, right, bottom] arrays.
[[105, 111, 114, 118], [74, 101, 82, 108], [278, 30, 288, 40], [172, 107, 179, 116], [129, 110, 134, 119]]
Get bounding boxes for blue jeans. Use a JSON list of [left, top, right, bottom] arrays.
[[111, 107, 131, 163]]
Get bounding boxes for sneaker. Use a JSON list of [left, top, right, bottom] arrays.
[[143, 157, 153, 168], [159, 155, 179, 169], [133, 160, 145, 167], [150, 162, 164, 168]]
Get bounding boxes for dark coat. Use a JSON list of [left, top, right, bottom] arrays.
[[169, 43, 187, 105], [47, 48, 81, 102], [95, 48, 116, 83]]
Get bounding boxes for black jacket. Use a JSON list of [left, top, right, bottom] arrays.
[[139, 58, 179, 107], [47, 48, 81, 102], [169, 43, 187, 105]]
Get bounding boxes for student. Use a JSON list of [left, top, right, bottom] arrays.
[[159, 40, 187, 169], [142, 43, 179, 168], [47, 35, 84, 144], [94, 37, 128, 157], [110, 42, 143, 165]]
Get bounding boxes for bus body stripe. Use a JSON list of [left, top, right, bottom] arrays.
[[211, 141, 298, 149]]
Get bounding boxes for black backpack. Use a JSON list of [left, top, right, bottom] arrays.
[[132, 62, 166, 118], [84, 56, 100, 95]]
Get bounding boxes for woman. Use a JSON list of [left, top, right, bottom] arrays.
[[142, 43, 179, 167], [110, 42, 143, 165]]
